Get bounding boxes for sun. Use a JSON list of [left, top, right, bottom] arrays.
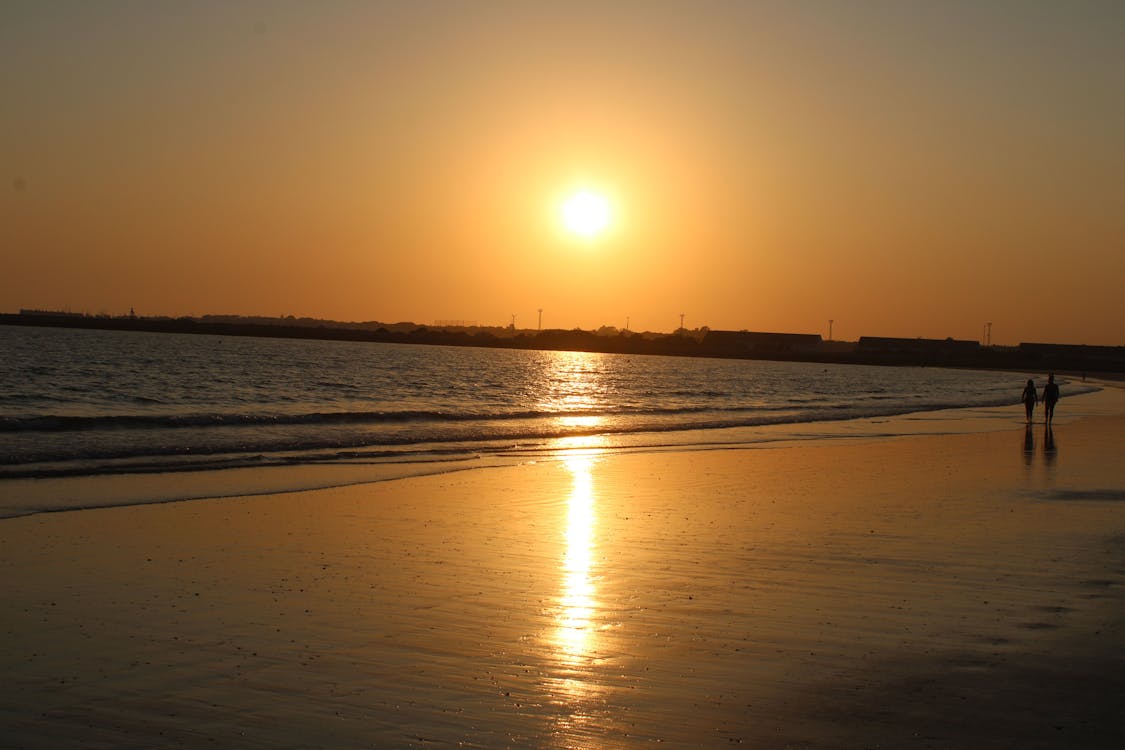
[[560, 190, 612, 239]]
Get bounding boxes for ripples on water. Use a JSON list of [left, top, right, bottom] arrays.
[[0, 325, 1054, 479]]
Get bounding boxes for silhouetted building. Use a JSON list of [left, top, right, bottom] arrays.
[[703, 330, 823, 355], [857, 336, 980, 355], [20, 308, 83, 317], [1018, 342, 1125, 369]]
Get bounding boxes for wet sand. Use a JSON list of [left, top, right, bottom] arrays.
[[2, 415, 1125, 748]]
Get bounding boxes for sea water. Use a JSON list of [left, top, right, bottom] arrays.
[[3, 323, 1074, 477]]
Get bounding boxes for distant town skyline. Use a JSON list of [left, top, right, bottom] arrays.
[[6, 307, 1104, 352], [4, 2, 1124, 346]]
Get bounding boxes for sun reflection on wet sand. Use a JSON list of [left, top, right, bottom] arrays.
[[556, 455, 597, 662], [547, 449, 609, 744]]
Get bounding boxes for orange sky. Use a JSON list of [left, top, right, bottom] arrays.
[[3, 2, 1124, 345]]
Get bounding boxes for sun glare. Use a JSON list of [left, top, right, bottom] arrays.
[[560, 190, 611, 239]]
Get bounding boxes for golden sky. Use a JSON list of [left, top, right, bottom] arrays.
[[3, 1, 1124, 344]]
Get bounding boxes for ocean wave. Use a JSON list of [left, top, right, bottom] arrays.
[[0, 387, 1037, 435], [0, 394, 1048, 476], [0, 405, 772, 433]]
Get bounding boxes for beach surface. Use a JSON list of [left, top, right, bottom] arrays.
[[3, 411, 1125, 748]]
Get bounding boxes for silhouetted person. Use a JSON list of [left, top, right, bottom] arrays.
[[1021, 378, 1037, 423], [1042, 373, 1060, 423]]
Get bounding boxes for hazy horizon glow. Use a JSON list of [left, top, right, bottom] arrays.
[[3, 2, 1124, 345]]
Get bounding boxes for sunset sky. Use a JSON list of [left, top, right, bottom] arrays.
[[4, 1, 1123, 345]]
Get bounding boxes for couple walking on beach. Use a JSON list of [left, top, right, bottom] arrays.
[[1021, 374, 1060, 424]]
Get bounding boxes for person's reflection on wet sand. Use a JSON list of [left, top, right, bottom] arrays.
[[1022, 423, 1035, 468], [1043, 424, 1057, 469]]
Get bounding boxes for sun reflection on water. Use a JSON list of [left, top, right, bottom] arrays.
[[529, 352, 620, 744], [536, 349, 608, 416], [557, 414, 603, 430]]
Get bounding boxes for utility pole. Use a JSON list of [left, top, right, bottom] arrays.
[[828, 319, 834, 342], [986, 322, 992, 347], [679, 313, 685, 332], [538, 308, 543, 331]]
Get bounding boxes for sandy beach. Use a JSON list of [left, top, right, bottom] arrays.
[[3, 412, 1125, 748]]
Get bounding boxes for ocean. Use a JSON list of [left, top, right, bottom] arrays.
[[0, 325, 1094, 516]]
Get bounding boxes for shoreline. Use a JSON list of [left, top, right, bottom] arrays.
[[3, 398, 1125, 746], [4, 384, 1123, 521]]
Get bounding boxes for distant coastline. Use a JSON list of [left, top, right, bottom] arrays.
[[4, 310, 1123, 375]]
